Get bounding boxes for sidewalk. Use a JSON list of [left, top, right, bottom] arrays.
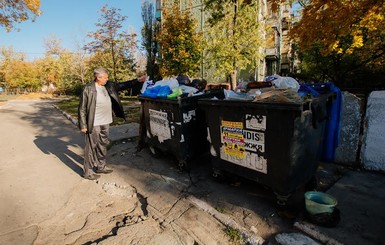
[[107, 123, 385, 245], [294, 169, 385, 245], [46, 103, 385, 244]]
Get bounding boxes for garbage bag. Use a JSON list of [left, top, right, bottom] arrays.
[[141, 80, 154, 94], [167, 87, 183, 99], [156, 85, 172, 98], [142, 85, 161, 98], [180, 85, 198, 96], [264, 75, 300, 92], [153, 78, 179, 90], [224, 89, 255, 101]]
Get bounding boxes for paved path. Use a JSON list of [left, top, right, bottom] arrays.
[[1, 99, 384, 245], [0, 100, 246, 244], [0, 100, 84, 234]]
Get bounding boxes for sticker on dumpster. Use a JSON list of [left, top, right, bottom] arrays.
[[245, 153, 267, 173], [223, 141, 245, 158], [222, 127, 244, 143], [243, 130, 265, 153], [183, 110, 196, 123], [221, 121, 245, 159], [220, 120, 267, 173], [222, 120, 243, 128], [149, 109, 171, 143], [245, 114, 266, 131], [220, 148, 267, 174]]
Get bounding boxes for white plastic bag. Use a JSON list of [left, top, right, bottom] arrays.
[[265, 75, 300, 92], [153, 78, 179, 90], [141, 80, 154, 94]]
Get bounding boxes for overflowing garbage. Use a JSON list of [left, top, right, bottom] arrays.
[[140, 74, 334, 105], [141, 75, 208, 99], [227, 74, 326, 103]]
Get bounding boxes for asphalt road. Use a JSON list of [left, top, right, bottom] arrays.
[[2, 99, 382, 245], [0, 100, 85, 240], [0, 100, 292, 244]]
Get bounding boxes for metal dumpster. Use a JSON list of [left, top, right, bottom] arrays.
[[139, 91, 224, 169], [198, 94, 333, 203]]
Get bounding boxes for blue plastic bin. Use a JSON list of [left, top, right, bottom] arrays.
[[306, 82, 342, 162]]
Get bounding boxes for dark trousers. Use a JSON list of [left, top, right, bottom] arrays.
[[83, 124, 110, 176]]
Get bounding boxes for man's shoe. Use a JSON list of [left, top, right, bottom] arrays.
[[83, 174, 101, 180], [95, 168, 113, 174]]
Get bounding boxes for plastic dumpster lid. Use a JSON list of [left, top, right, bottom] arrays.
[[198, 97, 305, 111], [198, 93, 334, 112]]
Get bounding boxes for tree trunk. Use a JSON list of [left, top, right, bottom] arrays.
[[230, 70, 237, 90]]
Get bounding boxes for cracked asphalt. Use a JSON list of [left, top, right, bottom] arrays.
[[0, 99, 275, 244], [1, 99, 384, 245]]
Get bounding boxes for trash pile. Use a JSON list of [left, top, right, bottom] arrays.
[[141, 75, 208, 99], [140, 74, 329, 103], [227, 74, 323, 103]]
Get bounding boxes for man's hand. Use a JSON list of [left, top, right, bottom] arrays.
[[138, 75, 147, 83], [81, 128, 87, 134]]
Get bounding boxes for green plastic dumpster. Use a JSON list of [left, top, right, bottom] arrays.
[[139, 91, 224, 169], [198, 94, 333, 203]]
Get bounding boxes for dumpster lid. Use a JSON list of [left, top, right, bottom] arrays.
[[198, 93, 334, 112]]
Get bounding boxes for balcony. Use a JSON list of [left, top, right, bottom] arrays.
[[265, 48, 278, 60], [281, 56, 290, 65]]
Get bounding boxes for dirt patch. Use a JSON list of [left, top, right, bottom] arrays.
[[15, 93, 54, 100]]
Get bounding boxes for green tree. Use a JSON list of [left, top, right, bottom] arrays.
[[85, 5, 137, 82], [156, 1, 203, 78], [204, 0, 264, 89], [141, 0, 161, 81]]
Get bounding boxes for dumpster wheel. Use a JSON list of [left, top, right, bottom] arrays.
[[274, 193, 291, 207], [149, 145, 161, 158], [178, 160, 190, 172], [212, 168, 225, 181]]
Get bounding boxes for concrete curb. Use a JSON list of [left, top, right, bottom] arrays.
[[188, 196, 265, 245], [52, 104, 78, 126], [52, 104, 140, 142], [294, 221, 344, 245]]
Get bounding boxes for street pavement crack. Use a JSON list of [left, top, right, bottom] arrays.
[[243, 209, 251, 226], [79, 213, 146, 245], [64, 213, 90, 236], [137, 192, 149, 216], [165, 206, 193, 225], [164, 195, 185, 217]]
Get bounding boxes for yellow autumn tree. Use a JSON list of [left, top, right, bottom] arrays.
[[289, 0, 384, 58], [269, 0, 385, 86], [204, 0, 265, 89], [0, 0, 42, 31], [156, 1, 203, 78]]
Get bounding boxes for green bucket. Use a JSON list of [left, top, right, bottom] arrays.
[[304, 191, 338, 215]]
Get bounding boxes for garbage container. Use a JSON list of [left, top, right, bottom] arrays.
[[198, 94, 333, 203], [139, 91, 224, 168], [307, 82, 342, 162]]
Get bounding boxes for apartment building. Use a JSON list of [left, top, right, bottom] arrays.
[[155, 0, 294, 82]]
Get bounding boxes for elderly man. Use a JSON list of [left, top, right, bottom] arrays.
[[78, 67, 146, 180]]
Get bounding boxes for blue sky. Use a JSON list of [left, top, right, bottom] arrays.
[[0, 0, 147, 60]]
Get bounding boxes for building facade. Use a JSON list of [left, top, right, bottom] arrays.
[[156, 0, 294, 82]]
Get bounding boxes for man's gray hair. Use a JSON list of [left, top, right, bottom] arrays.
[[94, 67, 109, 78]]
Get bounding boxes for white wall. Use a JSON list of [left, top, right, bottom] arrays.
[[361, 91, 385, 172]]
